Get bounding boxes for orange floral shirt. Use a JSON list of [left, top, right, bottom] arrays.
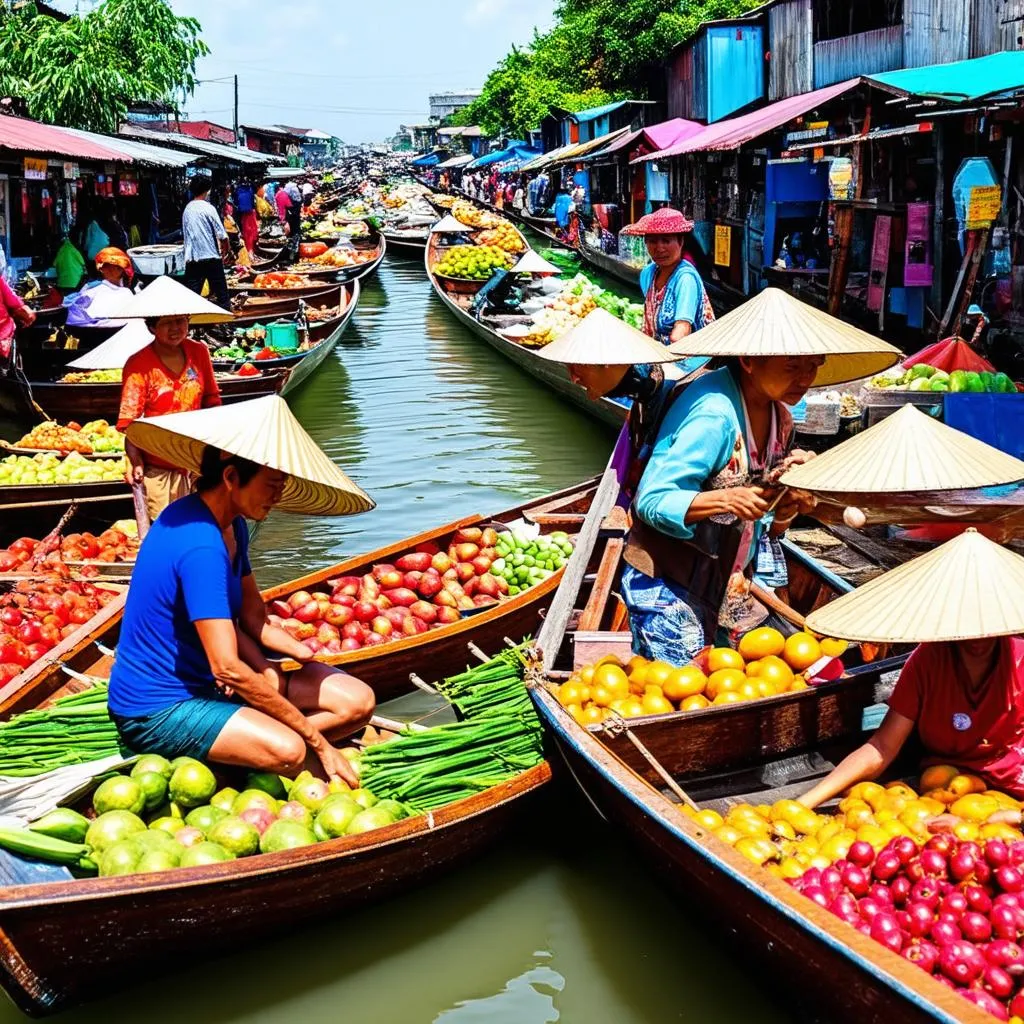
[[117, 339, 222, 469]]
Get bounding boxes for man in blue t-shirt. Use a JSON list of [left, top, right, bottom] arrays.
[[108, 451, 374, 785]]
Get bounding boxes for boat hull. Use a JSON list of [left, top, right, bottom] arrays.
[[279, 280, 359, 395]]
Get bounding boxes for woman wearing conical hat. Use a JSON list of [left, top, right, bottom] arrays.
[[800, 530, 1024, 807], [107, 396, 376, 786], [114, 276, 230, 523]]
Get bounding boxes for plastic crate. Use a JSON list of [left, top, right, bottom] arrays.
[[266, 322, 299, 352]]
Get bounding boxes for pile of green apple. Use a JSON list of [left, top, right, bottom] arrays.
[[0, 452, 126, 487]]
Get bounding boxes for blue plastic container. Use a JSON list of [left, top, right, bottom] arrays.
[[943, 393, 1024, 459]]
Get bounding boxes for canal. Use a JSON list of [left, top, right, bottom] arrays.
[[0, 255, 790, 1023]]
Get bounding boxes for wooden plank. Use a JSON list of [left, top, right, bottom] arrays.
[[577, 537, 623, 632]]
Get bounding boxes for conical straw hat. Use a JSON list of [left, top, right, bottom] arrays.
[[126, 395, 373, 516], [67, 320, 154, 370], [116, 275, 235, 325], [667, 288, 902, 387], [431, 214, 472, 233], [536, 308, 682, 366], [780, 404, 1024, 493], [804, 529, 1024, 643], [511, 250, 561, 275]]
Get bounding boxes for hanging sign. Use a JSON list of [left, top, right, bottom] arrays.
[[62, 162, 79, 180], [966, 185, 1001, 229], [23, 157, 47, 180], [714, 224, 731, 267], [828, 157, 854, 201]]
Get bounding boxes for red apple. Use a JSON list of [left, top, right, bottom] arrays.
[[269, 599, 292, 619], [472, 595, 497, 608], [316, 623, 340, 644], [494, 575, 509, 595], [353, 602, 378, 623], [323, 639, 343, 654], [430, 552, 452, 573], [436, 606, 460, 624], [396, 552, 432, 573], [456, 596, 476, 611], [304, 639, 322, 654], [476, 573, 501, 598], [325, 604, 354, 627], [481, 527, 499, 547], [382, 587, 418, 608], [293, 622, 316, 641], [414, 541, 440, 556], [384, 607, 409, 627], [293, 600, 321, 624], [403, 571, 423, 590], [442, 567, 458, 581], [464, 578, 478, 597], [434, 590, 457, 608], [471, 555, 492, 575], [377, 570, 403, 589], [331, 577, 361, 598], [360, 575, 379, 599], [371, 563, 397, 583], [401, 616, 421, 637], [453, 527, 482, 544], [442, 580, 465, 597], [288, 590, 313, 610], [363, 632, 386, 647], [341, 622, 364, 640], [371, 616, 393, 637], [456, 562, 476, 583], [410, 601, 438, 624], [417, 572, 443, 598], [341, 637, 362, 651], [454, 542, 480, 562]]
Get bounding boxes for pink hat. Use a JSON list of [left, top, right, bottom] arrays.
[[621, 207, 694, 236]]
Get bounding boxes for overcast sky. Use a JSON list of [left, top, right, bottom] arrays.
[[164, 0, 557, 143]]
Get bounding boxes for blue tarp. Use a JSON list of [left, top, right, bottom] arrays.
[[410, 152, 441, 167], [466, 144, 540, 170], [868, 51, 1024, 102]]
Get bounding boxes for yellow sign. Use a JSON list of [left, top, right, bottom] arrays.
[[23, 157, 47, 181], [714, 224, 731, 267], [967, 185, 1002, 229]]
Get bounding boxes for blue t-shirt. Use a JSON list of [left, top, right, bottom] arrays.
[[639, 260, 712, 343], [108, 494, 251, 717]]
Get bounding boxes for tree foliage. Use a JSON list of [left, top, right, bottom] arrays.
[[456, 0, 763, 139], [0, 0, 207, 132]]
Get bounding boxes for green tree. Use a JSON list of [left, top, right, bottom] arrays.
[[0, 0, 207, 132]]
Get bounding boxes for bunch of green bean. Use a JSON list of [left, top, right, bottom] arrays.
[[360, 644, 544, 812], [0, 685, 123, 777]]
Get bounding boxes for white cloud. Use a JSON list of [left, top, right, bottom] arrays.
[[464, 0, 510, 26]]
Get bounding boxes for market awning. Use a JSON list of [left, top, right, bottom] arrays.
[[548, 128, 631, 167], [467, 144, 539, 170], [519, 143, 574, 173], [117, 125, 268, 166], [784, 121, 934, 153], [438, 153, 474, 169], [867, 51, 1024, 103], [60, 127, 197, 168], [410, 151, 442, 167], [578, 118, 704, 163], [635, 79, 860, 163], [0, 114, 128, 162]]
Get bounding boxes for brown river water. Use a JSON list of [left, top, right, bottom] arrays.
[[0, 254, 791, 1023]]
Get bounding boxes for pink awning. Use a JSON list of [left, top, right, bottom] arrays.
[[0, 114, 129, 162], [583, 118, 704, 162], [633, 80, 860, 163]]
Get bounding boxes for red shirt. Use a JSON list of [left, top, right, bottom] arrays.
[[889, 638, 1024, 795], [117, 339, 222, 469], [275, 189, 291, 222]]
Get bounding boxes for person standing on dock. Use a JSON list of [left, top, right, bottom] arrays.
[[621, 208, 714, 347], [181, 174, 231, 310], [115, 276, 228, 523]]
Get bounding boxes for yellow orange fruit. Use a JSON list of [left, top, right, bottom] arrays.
[[981, 823, 1024, 841], [738, 626, 786, 661], [778, 857, 806, 879], [713, 691, 743, 706], [819, 833, 855, 861], [950, 793, 1000, 822], [783, 632, 822, 671], [566, 703, 584, 724], [680, 694, 711, 712], [819, 638, 849, 658], [770, 821, 797, 841], [707, 647, 745, 673], [756, 678, 779, 698], [692, 809, 724, 830], [735, 836, 777, 866], [621, 698, 645, 718], [590, 682, 615, 708], [842, 804, 876, 830], [593, 663, 630, 698], [706, 668, 746, 698], [885, 782, 919, 799], [579, 665, 595, 685], [745, 660, 763, 677], [713, 824, 743, 845], [641, 687, 674, 716], [662, 665, 708, 702], [948, 773, 987, 797], [789, 676, 808, 691], [644, 660, 675, 688], [737, 680, 761, 701], [625, 655, 648, 677], [581, 705, 606, 726], [953, 820, 980, 842], [758, 656, 794, 691], [558, 681, 585, 706]]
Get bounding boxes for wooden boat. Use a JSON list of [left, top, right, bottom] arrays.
[[227, 277, 341, 301], [0, 368, 289, 424], [524, 468, 988, 1023], [0, 470, 128, 518], [425, 230, 627, 429], [0, 588, 550, 1016], [209, 281, 359, 396], [380, 224, 429, 256]]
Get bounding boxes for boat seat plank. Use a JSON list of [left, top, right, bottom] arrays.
[[524, 513, 586, 528], [0, 850, 73, 887], [577, 538, 624, 633]]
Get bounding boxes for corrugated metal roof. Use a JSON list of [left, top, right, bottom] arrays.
[[438, 153, 474, 168], [60, 127, 197, 168], [572, 100, 632, 123], [548, 127, 631, 166], [0, 114, 128, 162], [635, 79, 859, 162], [867, 51, 1024, 102], [118, 125, 268, 166]]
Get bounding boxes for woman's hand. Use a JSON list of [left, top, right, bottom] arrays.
[[317, 743, 359, 788], [773, 488, 817, 524], [125, 460, 144, 485], [722, 487, 770, 521]]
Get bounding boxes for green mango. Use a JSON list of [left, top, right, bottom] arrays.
[[994, 372, 1016, 394], [964, 372, 984, 393], [930, 378, 950, 392], [908, 363, 936, 379], [908, 377, 933, 392], [980, 371, 995, 392], [930, 369, 950, 384], [949, 370, 969, 393]]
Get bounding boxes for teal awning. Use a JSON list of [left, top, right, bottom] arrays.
[[868, 51, 1024, 103]]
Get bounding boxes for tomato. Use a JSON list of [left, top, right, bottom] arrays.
[[0, 607, 22, 628], [25, 642, 50, 663], [0, 640, 29, 667], [70, 606, 93, 625], [39, 623, 61, 646], [8, 538, 37, 555], [0, 663, 23, 684], [16, 620, 42, 645], [77, 537, 100, 559], [0, 552, 17, 572]]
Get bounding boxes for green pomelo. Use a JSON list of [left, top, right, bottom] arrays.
[[135, 771, 169, 812], [135, 830, 179, 853], [373, 799, 408, 821], [211, 787, 240, 813], [185, 805, 229, 835], [93, 775, 146, 816], [86, 810, 147, 854], [170, 756, 203, 773], [207, 816, 261, 858], [315, 799, 360, 839], [260, 819, 317, 853], [169, 761, 217, 809], [98, 839, 144, 876], [350, 789, 378, 810], [136, 848, 181, 873], [179, 841, 235, 867], [232, 789, 279, 816], [149, 816, 186, 837], [289, 779, 330, 813], [131, 754, 173, 780], [245, 772, 287, 800], [345, 806, 396, 835]]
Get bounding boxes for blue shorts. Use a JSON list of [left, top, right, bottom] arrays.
[[111, 696, 243, 761]]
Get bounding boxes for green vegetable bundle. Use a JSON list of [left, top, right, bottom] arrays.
[[360, 643, 544, 812], [0, 685, 123, 777]]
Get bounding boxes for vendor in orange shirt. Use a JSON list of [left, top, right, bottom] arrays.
[[116, 276, 232, 522]]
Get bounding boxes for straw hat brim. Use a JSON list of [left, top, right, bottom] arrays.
[[667, 288, 902, 387], [116, 275, 235, 325], [535, 308, 683, 366], [126, 396, 373, 516], [511, 251, 561, 275], [804, 529, 1024, 643], [780, 404, 1024, 493], [431, 215, 472, 233]]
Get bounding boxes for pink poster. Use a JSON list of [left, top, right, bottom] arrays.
[[905, 202, 934, 288], [867, 215, 891, 313]]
